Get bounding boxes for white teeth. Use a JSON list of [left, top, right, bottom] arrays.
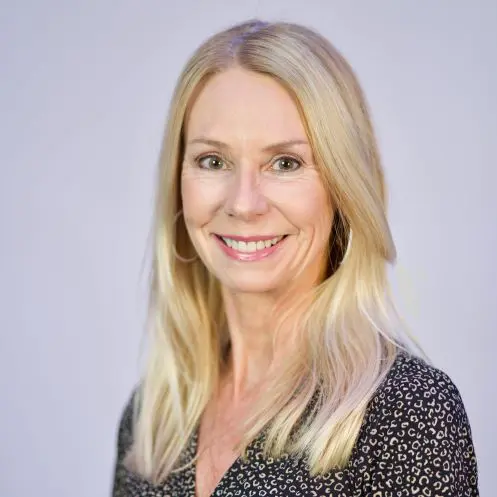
[[221, 236, 284, 253]]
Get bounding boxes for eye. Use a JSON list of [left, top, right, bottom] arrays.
[[196, 154, 227, 170], [271, 156, 302, 172]]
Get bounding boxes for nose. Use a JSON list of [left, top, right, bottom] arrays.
[[224, 168, 269, 220]]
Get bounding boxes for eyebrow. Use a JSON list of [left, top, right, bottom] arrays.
[[186, 137, 310, 154]]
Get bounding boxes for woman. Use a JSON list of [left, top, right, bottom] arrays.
[[112, 19, 479, 496]]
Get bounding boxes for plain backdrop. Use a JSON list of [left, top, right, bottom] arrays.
[[1, 1, 495, 496]]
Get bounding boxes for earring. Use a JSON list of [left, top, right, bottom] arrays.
[[173, 210, 199, 263], [340, 228, 353, 265]]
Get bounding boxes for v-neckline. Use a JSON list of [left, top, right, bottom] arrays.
[[190, 424, 249, 497]]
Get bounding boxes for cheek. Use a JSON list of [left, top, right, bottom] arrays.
[[305, 196, 333, 246], [267, 176, 332, 235], [181, 173, 226, 226]]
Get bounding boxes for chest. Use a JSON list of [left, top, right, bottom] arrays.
[[195, 416, 242, 497], [117, 433, 355, 497]]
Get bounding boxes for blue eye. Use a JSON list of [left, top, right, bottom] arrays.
[[272, 156, 302, 172], [197, 155, 226, 170]]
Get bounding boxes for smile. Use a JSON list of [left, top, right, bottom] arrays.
[[213, 234, 288, 261], [221, 235, 283, 252]]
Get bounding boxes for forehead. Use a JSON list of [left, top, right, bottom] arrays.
[[185, 68, 308, 144]]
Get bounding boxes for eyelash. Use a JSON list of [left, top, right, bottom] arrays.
[[194, 154, 303, 172]]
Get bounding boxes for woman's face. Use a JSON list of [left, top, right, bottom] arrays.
[[181, 67, 333, 294]]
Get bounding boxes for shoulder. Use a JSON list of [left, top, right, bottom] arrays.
[[351, 351, 479, 495], [362, 351, 474, 445], [367, 351, 468, 421], [114, 387, 138, 464], [112, 388, 140, 496]]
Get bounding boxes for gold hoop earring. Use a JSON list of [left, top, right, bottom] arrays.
[[340, 228, 352, 265], [173, 210, 199, 263]]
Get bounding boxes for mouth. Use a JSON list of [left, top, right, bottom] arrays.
[[215, 235, 287, 252], [213, 234, 288, 260]]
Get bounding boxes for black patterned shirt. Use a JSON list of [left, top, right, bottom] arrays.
[[112, 352, 479, 496]]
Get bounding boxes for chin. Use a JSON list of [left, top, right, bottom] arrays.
[[218, 271, 292, 295]]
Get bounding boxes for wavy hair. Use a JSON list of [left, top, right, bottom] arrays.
[[125, 19, 416, 483]]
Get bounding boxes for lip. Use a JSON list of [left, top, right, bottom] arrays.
[[215, 234, 282, 242], [213, 234, 288, 262]]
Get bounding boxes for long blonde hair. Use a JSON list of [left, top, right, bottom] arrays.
[[125, 19, 415, 483]]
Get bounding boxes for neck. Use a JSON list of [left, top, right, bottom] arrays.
[[220, 283, 314, 402]]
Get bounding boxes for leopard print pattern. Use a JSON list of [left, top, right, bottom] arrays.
[[112, 352, 479, 496]]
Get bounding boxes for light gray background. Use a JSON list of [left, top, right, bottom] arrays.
[[1, 1, 495, 496]]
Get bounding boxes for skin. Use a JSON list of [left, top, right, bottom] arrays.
[[181, 67, 334, 496], [182, 67, 333, 396]]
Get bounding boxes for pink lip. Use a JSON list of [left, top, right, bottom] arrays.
[[213, 235, 287, 262], [215, 234, 282, 242]]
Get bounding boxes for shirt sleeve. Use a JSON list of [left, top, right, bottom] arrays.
[[351, 361, 479, 496]]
